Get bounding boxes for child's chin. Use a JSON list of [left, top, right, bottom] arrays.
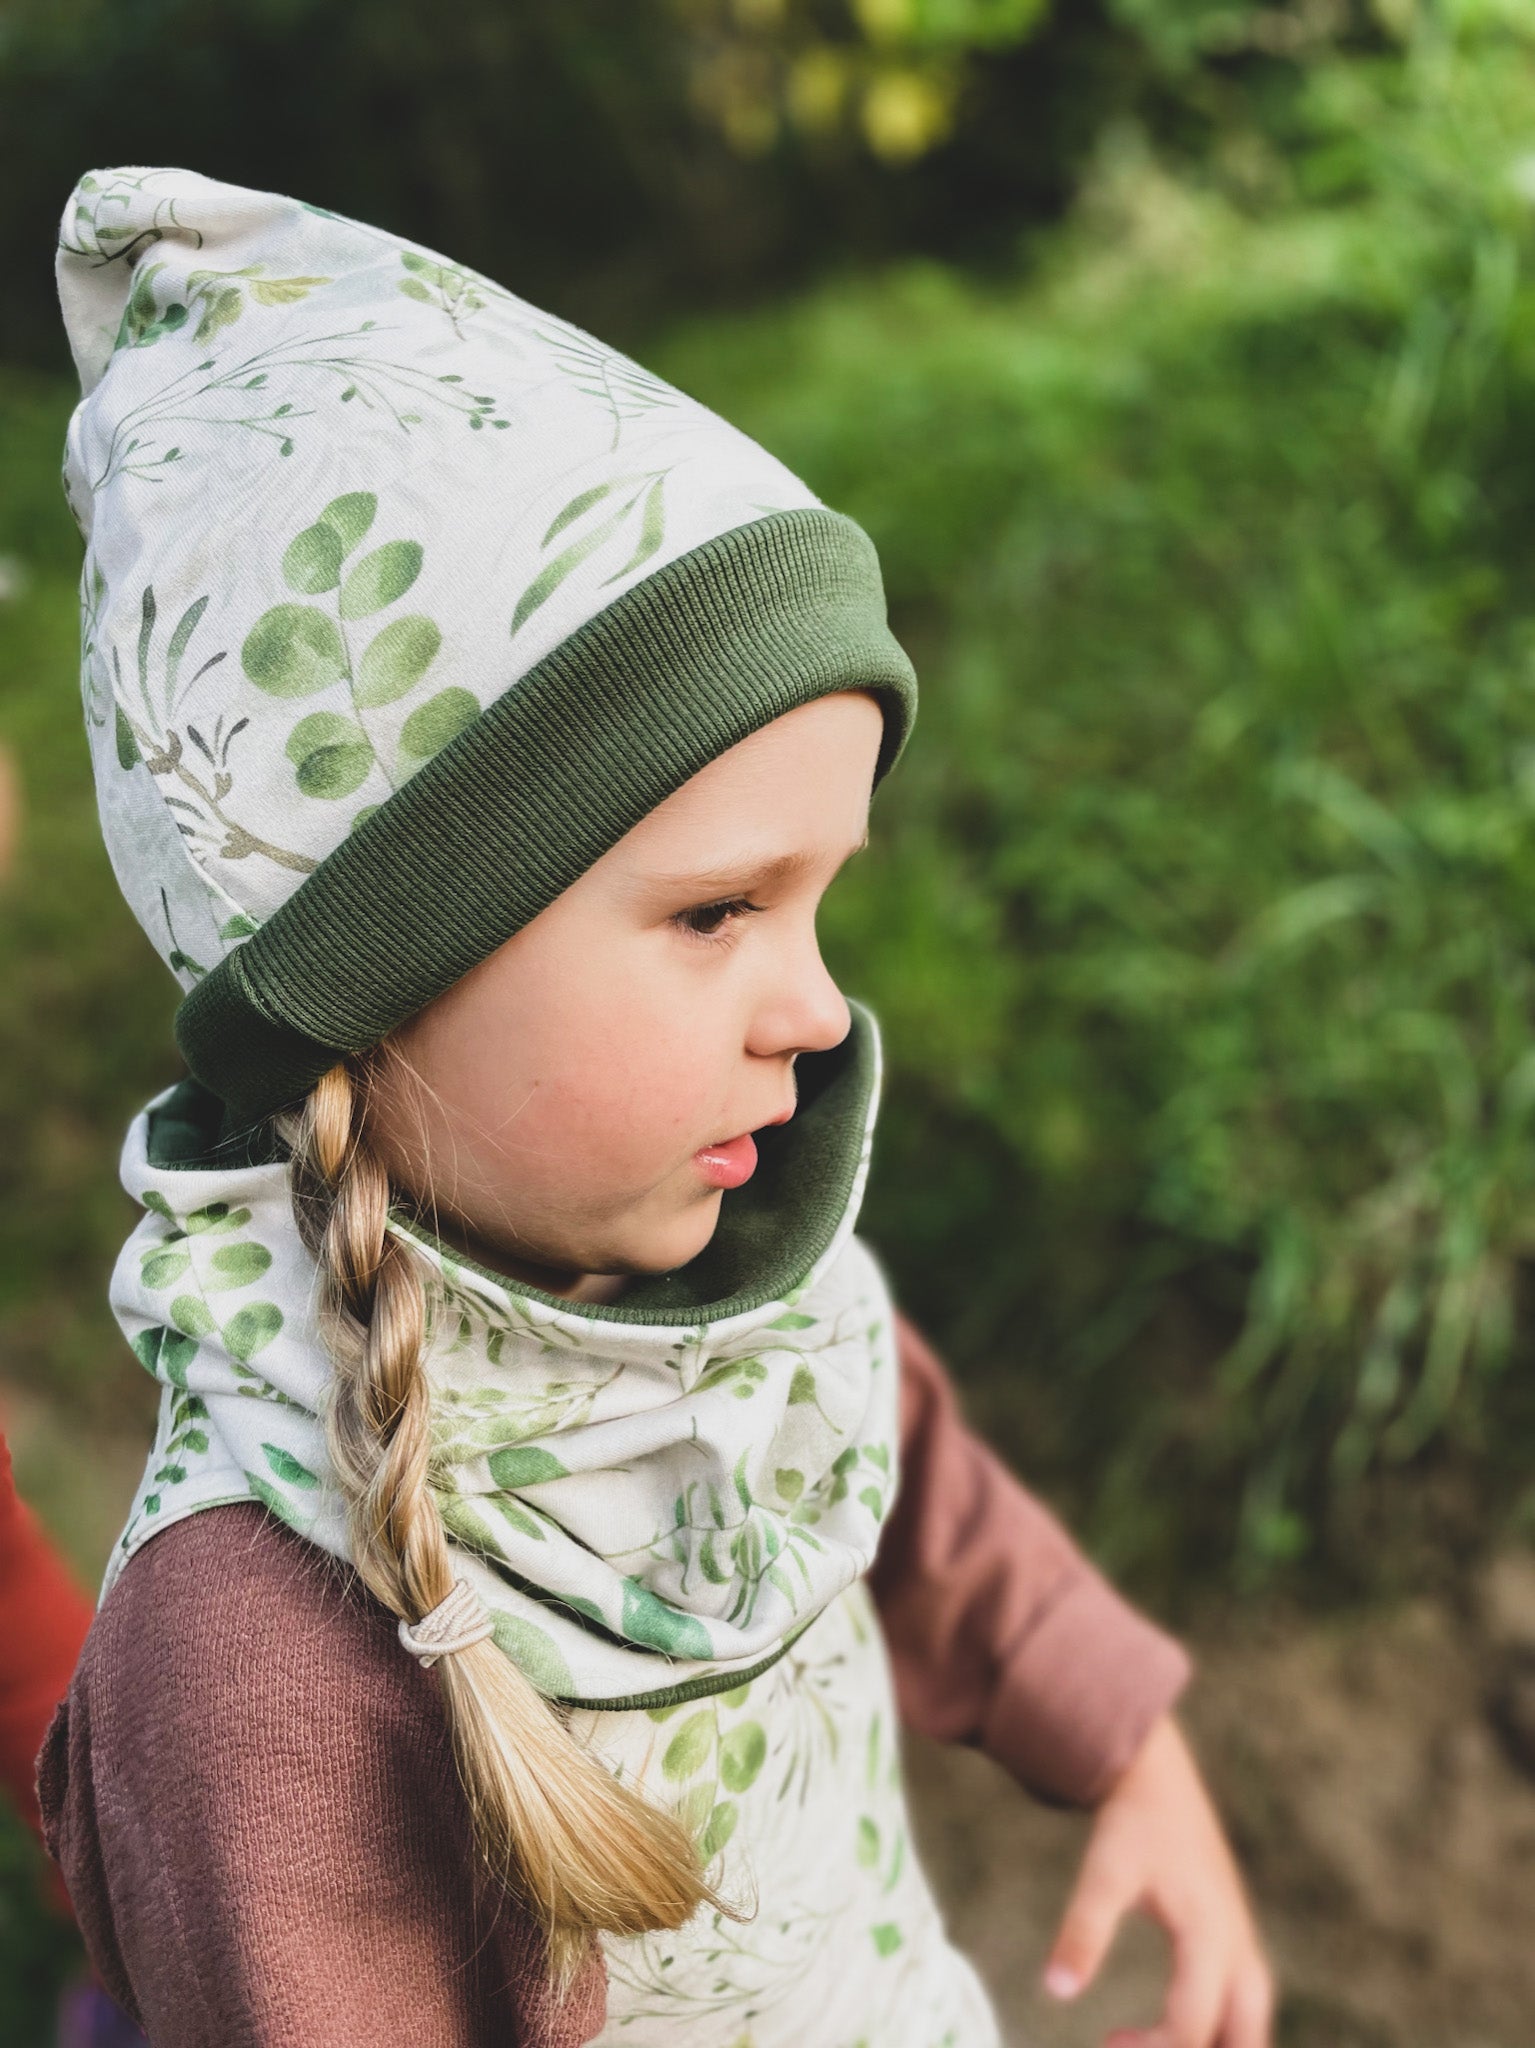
[[616, 1197, 723, 1278]]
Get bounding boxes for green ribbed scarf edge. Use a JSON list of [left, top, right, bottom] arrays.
[[177, 507, 916, 1126]]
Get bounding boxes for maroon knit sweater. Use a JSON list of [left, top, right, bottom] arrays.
[[40, 1315, 1189, 2046]]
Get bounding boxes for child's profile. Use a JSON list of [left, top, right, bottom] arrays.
[[41, 165, 1272, 2047]]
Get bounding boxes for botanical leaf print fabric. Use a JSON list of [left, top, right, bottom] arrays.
[[586, 1582, 1000, 2045], [106, 1037, 900, 1707], [58, 167, 820, 984]]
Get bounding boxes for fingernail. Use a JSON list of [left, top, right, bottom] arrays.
[[1044, 1963, 1081, 2000]]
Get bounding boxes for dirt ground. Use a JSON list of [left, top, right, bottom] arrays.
[[7, 1383, 1535, 2047], [908, 1559, 1535, 2047]]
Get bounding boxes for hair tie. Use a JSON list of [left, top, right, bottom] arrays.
[[398, 1578, 495, 1669]]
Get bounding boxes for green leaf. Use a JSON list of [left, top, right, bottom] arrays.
[[859, 1485, 884, 1517], [399, 686, 477, 762], [511, 502, 632, 634], [661, 1710, 715, 1781], [245, 1472, 307, 1530], [339, 540, 424, 619], [130, 1324, 186, 1381], [699, 1799, 738, 1862], [355, 615, 442, 707], [282, 521, 345, 595], [398, 278, 433, 303], [153, 1462, 187, 1485], [540, 479, 644, 548], [484, 1494, 547, 1541], [487, 1444, 569, 1488], [719, 1720, 767, 1794], [241, 604, 347, 696], [489, 1613, 575, 1697], [140, 1248, 190, 1289], [218, 913, 260, 941], [141, 1190, 177, 1222], [260, 1442, 319, 1488], [206, 1241, 274, 1289], [600, 475, 667, 586], [169, 1294, 216, 1338], [114, 704, 140, 769], [224, 1302, 283, 1363], [620, 1578, 712, 1660], [871, 1923, 903, 1959], [285, 711, 374, 799], [788, 1364, 818, 1405], [771, 1312, 816, 1331], [185, 1201, 249, 1234], [317, 492, 376, 555], [732, 1450, 752, 1514], [857, 1816, 880, 1868], [775, 1467, 804, 1502]]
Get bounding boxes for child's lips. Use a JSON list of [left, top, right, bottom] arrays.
[[693, 1102, 792, 1191], [694, 1132, 758, 1190]]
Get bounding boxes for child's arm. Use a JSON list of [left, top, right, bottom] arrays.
[[874, 1315, 1273, 2047], [871, 1313, 1190, 1803], [38, 1503, 605, 2048]]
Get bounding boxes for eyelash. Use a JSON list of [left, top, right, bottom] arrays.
[[673, 897, 764, 944]]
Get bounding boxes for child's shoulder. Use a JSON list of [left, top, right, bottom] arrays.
[[64, 1504, 456, 1812]]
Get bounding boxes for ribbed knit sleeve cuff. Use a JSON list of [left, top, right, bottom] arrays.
[[980, 1571, 1193, 1809]]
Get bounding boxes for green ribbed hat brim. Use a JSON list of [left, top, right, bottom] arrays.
[[176, 507, 916, 1125]]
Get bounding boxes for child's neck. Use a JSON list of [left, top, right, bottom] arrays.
[[433, 1212, 630, 1306]]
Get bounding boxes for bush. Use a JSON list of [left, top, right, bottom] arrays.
[[655, 17, 1535, 1579]]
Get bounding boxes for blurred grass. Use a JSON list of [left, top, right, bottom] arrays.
[[652, 30, 1535, 1581]]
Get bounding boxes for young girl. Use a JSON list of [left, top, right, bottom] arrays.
[[41, 168, 1271, 2047]]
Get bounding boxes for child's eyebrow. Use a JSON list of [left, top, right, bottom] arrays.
[[642, 834, 869, 898]]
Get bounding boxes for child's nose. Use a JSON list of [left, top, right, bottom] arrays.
[[747, 936, 851, 1061]]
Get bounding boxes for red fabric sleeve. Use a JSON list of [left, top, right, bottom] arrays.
[[869, 1314, 1192, 1808], [0, 1432, 94, 1840]]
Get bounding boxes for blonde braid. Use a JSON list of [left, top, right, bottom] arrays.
[[287, 1058, 720, 1982]]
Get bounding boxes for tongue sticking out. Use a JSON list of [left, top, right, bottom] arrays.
[[694, 1133, 758, 1191]]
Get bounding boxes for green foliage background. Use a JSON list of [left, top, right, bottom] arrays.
[[5, 1, 1535, 2036]]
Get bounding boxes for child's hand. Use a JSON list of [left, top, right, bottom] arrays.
[[1042, 1713, 1273, 2047]]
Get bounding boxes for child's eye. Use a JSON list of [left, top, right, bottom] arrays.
[[673, 897, 763, 942]]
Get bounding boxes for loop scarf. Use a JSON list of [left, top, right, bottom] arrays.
[[106, 1014, 900, 1708]]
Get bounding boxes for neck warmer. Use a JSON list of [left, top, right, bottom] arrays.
[[105, 1008, 899, 1708]]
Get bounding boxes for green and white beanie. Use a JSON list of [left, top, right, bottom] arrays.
[[58, 166, 916, 1126]]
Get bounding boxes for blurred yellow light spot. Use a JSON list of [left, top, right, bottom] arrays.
[[787, 47, 849, 135], [861, 67, 953, 161], [853, 0, 915, 42]]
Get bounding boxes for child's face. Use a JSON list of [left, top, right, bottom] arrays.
[[367, 691, 885, 1298]]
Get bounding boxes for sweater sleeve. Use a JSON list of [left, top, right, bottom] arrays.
[[869, 1313, 1192, 1808], [37, 1504, 605, 2048], [0, 1432, 93, 1841]]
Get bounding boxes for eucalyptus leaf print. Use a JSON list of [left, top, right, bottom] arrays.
[[397, 250, 486, 337], [61, 169, 200, 271], [242, 492, 464, 795], [88, 323, 509, 490], [114, 582, 316, 877], [535, 323, 685, 450], [511, 471, 671, 635], [114, 261, 332, 355]]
